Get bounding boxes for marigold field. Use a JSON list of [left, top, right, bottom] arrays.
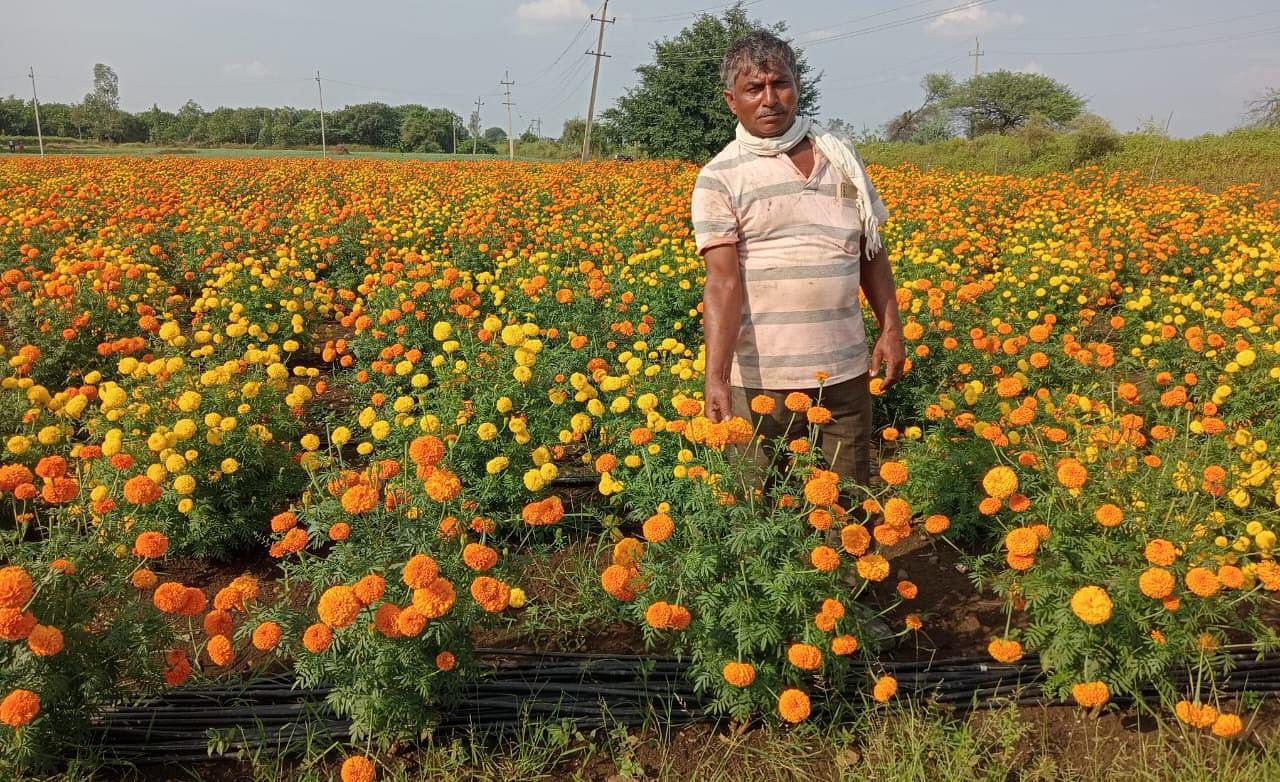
[[0, 156, 1278, 772]]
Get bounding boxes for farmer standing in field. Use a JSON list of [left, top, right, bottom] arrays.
[[694, 30, 905, 500]]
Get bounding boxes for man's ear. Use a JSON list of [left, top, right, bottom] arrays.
[[723, 89, 738, 118]]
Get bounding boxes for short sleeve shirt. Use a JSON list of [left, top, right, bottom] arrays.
[[691, 139, 890, 389]]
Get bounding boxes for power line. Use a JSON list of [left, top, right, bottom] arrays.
[[996, 9, 1280, 42], [525, 17, 594, 86], [628, 0, 764, 23], [991, 23, 1280, 57], [582, 0, 615, 161]]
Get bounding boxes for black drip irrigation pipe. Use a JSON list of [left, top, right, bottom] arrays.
[[89, 650, 1280, 763]]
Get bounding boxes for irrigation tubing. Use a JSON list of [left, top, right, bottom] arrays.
[[88, 649, 1280, 763]]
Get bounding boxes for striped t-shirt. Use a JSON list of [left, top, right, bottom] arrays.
[[692, 138, 890, 390]]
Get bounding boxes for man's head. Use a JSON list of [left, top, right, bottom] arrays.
[[720, 30, 799, 138]]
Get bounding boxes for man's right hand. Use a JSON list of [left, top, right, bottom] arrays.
[[704, 378, 733, 423]]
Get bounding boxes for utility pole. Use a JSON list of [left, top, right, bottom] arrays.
[[500, 71, 516, 160], [472, 96, 484, 155], [582, 0, 614, 162], [28, 67, 44, 158], [315, 70, 328, 159], [970, 37, 984, 78], [451, 113, 457, 155]]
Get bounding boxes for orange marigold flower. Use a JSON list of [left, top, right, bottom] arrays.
[[402, 554, 440, 589], [750, 394, 776, 415], [807, 509, 834, 531], [600, 564, 639, 601], [978, 496, 1002, 515], [924, 514, 950, 534], [353, 574, 386, 606], [395, 606, 428, 637], [340, 754, 376, 782], [856, 554, 890, 582], [340, 483, 379, 514], [1055, 458, 1088, 490], [778, 688, 811, 723], [643, 512, 675, 542], [49, 559, 75, 575], [789, 438, 810, 455], [424, 466, 463, 502], [436, 651, 456, 671], [252, 621, 282, 651], [803, 475, 839, 507], [987, 638, 1023, 663], [26, 624, 63, 657], [806, 406, 833, 425], [810, 545, 840, 572], [1005, 528, 1039, 557], [831, 634, 859, 655], [0, 689, 40, 727], [905, 614, 923, 631], [675, 398, 703, 417], [841, 524, 871, 556], [412, 577, 457, 619], [1218, 565, 1245, 590], [897, 580, 918, 600], [645, 600, 673, 629], [1072, 681, 1110, 708], [981, 465, 1019, 499], [1093, 503, 1123, 527], [1185, 567, 1221, 598], [879, 461, 909, 486], [409, 435, 446, 468], [132, 531, 169, 559], [0, 566, 34, 609], [152, 581, 188, 613], [302, 623, 334, 653], [1211, 713, 1243, 738], [612, 537, 645, 568], [122, 475, 162, 505], [163, 649, 192, 687], [317, 585, 362, 628], [872, 675, 898, 703], [1144, 538, 1178, 566], [470, 576, 511, 612], [723, 661, 756, 688], [883, 497, 911, 527], [788, 643, 822, 670], [270, 511, 298, 533], [1174, 700, 1217, 729], [1139, 567, 1175, 599], [132, 568, 158, 590], [783, 392, 812, 413], [203, 609, 233, 637], [463, 543, 499, 572], [1070, 585, 1113, 625], [206, 634, 233, 666], [0, 608, 35, 641], [873, 523, 909, 547], [521, 495, 565, 526]]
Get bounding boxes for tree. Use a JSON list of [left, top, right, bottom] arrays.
[[1245, 88, 1280, 129], [884, 72, 956, 143], [334, 102, 399, 147], [483, 126, 507, 144], [944, 70, 1084, 137], [601, 2, 820, 161], [83, 63, 122, 141], [0, 96, 33, 135], [560, 118, 587, 150]]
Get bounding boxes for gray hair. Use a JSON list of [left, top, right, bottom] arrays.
[[720, 30, 798, 91]]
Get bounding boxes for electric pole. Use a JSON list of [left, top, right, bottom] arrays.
[[451, 113, 457, 155], [582, 0, 614, 162], [472, 96, 484, 155], [315, 70, 328, 159], [28, 67, 44, 158], [500, 71, 516, 160], [970, 37, 983, 78]]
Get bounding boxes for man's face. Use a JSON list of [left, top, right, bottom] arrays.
[[724, 60, 798, 138]]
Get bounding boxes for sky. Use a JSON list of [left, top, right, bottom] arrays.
[[3, 0, 1278, 139]]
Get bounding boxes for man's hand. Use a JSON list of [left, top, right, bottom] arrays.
[[704, 378, 734, 423], [868, 327, 905, 390]]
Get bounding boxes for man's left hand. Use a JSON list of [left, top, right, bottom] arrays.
[[868, 328, 905, 390]]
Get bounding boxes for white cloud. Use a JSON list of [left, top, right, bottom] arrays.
[[926, 6, 1025, 38], [1016, 61, 1043, 75], [515, 0, 590, 24], [222, 61, 269, 79]]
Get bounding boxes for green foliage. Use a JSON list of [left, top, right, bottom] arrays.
[[944, 70, 1085, 137], [601, 3, 821, 162]]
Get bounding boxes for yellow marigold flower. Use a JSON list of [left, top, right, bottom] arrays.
[[1070, 585, 1112, 625], [987, 638, 1023, 663], [981, 465, 1018, 499], [872, 675, 898, 703]]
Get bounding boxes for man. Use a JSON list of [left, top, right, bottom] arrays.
[[693, 30, 905, 499]]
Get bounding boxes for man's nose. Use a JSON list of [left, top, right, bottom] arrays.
[[762, 84, 778, 106]]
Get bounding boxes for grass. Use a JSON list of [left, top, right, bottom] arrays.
[[23, 699, 1280, 781]]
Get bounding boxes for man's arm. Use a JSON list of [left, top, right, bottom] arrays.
[[702, 243, 742, 422], [859, 239, 905, 389]]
